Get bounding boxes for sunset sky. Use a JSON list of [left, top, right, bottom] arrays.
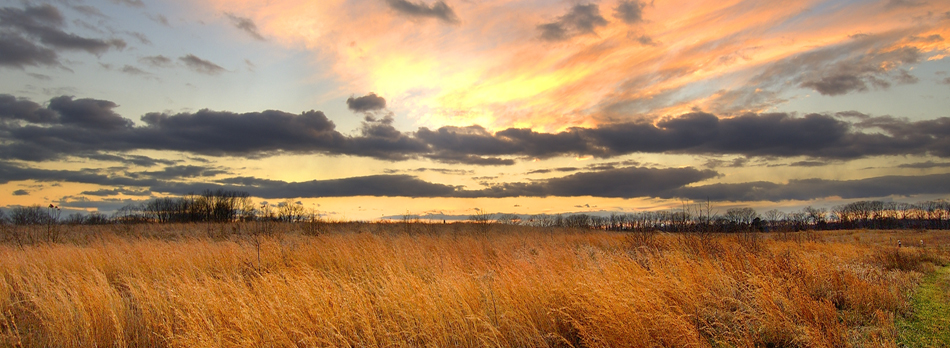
[[2, 0, 950, 220]]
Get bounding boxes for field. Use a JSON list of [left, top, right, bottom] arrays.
[[0, 223, 947, 347]]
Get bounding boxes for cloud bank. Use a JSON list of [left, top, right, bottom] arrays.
[[2, 94, 950, 164]]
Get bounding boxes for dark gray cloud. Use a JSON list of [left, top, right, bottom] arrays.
[[614, 0, 645, 24], [162, 166, 714, 199], [386, 0, 459, 24], [669, 173, 950, 202], [539, 4, 608, 41], [788, 160, 830, 167], [0, 32, 59, 68], [0, 94, 425, 162], [168, 174, 462, 198], [346, 93, 387, 112], [6, 158, 950, 202], [84, 153, 179, 167], [897, 161, 950, 169], [384, 167, 474, 175], [0, 4, 125, 56], [3, 94, 950, 165], [12, 189, 28, 196], [0, 161, 160, 187], [179, 54, 226, 75], [0, 94, 57, 123], [138, 165, 229, 179], [225, 13, 265, 40], [47, 96, 132, 130], [424, 153, 516, 166], [539, 166, 716, 198], [526, 167, 579, 175], [55, 196, 149, 212]]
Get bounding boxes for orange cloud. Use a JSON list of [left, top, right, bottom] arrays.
[[206, 0, 950, 131]]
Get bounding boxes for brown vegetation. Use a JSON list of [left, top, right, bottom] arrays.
[[0, 223, 946, 347]]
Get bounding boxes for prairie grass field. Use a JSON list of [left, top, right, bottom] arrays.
[[0, 223, 947, 347]]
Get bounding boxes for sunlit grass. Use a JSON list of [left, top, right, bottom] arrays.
[[0, 223, 946, 347]]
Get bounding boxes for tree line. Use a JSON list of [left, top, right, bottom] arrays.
[[2, 195, 948, 232], [1, 190, 316, 225], [487, 200, 950, 232]]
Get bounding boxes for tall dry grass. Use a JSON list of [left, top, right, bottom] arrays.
[[0, 223, 946, 347]]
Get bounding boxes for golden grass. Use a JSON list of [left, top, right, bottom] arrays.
[[0, 223, 946, 347]]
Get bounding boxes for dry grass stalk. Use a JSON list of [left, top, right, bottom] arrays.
[[0, 224, 944, 347]]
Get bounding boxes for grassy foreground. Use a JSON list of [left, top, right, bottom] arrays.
[[897, 265, 950, 347], [0, 223, 947, 347]]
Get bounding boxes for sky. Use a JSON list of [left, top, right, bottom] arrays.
[[2, 0, 950, 221]]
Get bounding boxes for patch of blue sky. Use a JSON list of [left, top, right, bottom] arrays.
[[766, 0, 873, 34], [771, 58, 950, 119]]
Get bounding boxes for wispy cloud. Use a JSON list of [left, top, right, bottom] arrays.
[[385, 0, 459, 24], [204, 0, 949, 130], [179, 54, 226, 75], [225, 13, 265, 40]]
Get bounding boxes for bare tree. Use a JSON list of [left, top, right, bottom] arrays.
[[725, 207, 759, 231]]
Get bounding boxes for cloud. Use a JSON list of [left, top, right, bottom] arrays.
[[125, 31, 151, 45], [384, 167, 474, 175], [0, 4, 125, 55], [55, 196, 149, 212], [526, 167, 579, 175], [179, 54, 226, 75], [138, 165, 229, 179], [12, 189, 28, 196], [4, 94, 950, 165], [225, 13, 265, 41], [538, 4, 608, 41], [80, 187, 151, 196], [386, 0, 459, 24], [47, 96, 132, 130], [83, 153, 179, 167], [0, 161, 160, 187], [162, 166, 714, 199], [109, 0, 145, 8], [755, 34, 923, 96], [897, 161, 950, 169], [536, 166, 716, 198], [614, 1, 646, 24], [669, 173, 950, 202], [0, 32, 59, 68], [167, 174, 462, 198], [346, 92, 387, 112], [149, 14, 170, 27], [632, 34, 657, 46], [0, 94, 57, 123], [0, 95, 427, 162], [788, 160, 830, 167], [7, 158, 950, 203], [119, 65, 149, 76], [885, 0, 927, 9], [139, 55, 173, 68]]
